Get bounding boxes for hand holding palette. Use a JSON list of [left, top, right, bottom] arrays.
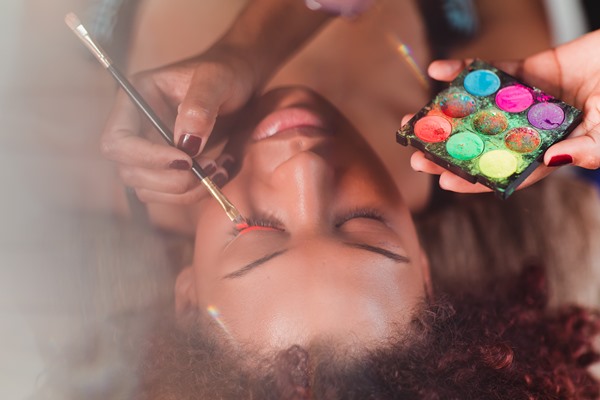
[[396, 60, 582, 199]]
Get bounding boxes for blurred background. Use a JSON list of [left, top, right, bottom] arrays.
[[0, 1, 116, 398], [0, 0, 598, 398]]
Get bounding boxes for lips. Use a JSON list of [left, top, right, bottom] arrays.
[[252, 107, 330, 141]]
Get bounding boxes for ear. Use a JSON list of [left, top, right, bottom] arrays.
[[175, 266, 197, 315], [419, 249, 434, 300]]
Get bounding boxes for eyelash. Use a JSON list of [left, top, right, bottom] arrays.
[[232, 208, 385, 237], [334, 208, 385, 227], [232, 217, 283, 236]]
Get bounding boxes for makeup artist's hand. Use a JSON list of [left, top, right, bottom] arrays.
[[408, 29, 600, 194], [101, 49, 255, 204], [101, 0, 332, 205]]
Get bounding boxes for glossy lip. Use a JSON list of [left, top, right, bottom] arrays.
[[252, 107, 330, 141]]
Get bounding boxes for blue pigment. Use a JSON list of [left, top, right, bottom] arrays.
[[463, 69, 501, 97]]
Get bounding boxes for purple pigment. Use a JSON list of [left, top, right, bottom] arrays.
[[495, 85, 534, 113], [527, 102, 565, 130]]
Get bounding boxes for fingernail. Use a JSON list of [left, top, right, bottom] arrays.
[[547, 154, 573, 167], [169, 160, 191, 170], [212, 172, 228, 188], [220, 156, 235, 172], [202, 163, 217, 176], [177, 134, 202, 157]]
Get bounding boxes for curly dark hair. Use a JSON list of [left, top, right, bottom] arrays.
[[134, 265, 600, 399]]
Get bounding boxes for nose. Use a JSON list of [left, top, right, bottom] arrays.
[[268, 149, 334, 232]]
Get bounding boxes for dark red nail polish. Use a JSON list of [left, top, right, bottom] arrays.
[[547, 154, 573, 167], [177, 134, 202, 157], [212, 173, 227, 188], [202, 163, 217, 176], [220, 157, 235, 172], [169, 160, 191, 170]]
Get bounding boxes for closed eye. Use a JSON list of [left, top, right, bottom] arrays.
[[334, 208, 386, 228], [233, 216, 285, 237], [230, 208, 386, 238]]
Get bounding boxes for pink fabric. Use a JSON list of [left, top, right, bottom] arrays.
[[304, 0, 373, 17]]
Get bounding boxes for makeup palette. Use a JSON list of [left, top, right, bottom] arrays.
[[396, 60, 582, 199]]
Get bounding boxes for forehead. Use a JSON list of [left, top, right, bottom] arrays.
[[195, 245, 425, 347], [197, 236, 420, 297]]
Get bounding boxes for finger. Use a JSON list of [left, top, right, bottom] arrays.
[[173, 68, 233, 158], [410, 151, 447, 175], [102, 91, 191, 169], [438, 172, 491, 193], [135, 168, 229, 205], [411, 151, 491, 193], [428, 59, 470, 82], [101, 136, 191, 169], [135, 186, 206, 205], [200, 134, 235, 187], [510, 165, 553, 191], [401, 114, 415, 126], [411, 148, 551, 194], [428, 59, 527, 83], [119, 159, 216, 194], [543, 122, 600, 170], [412, 150, 552, 193], [215, 153, 236, 175], [489, 60, 523, 78], [120, 167, 200, 195], [209, 166, 230, 189]]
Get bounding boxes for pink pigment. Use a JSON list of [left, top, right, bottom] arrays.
[[495, 85, 534, 113]]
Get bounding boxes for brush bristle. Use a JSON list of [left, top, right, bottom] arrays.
[[64, 12, 82, 31], [234, 222, 249, 231]]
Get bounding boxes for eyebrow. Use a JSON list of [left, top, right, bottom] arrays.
[[223, 249, 288, 279], [222, 242, 409, 279], [343, 242, 410, 263]]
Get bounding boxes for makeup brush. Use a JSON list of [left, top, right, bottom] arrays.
[[65, 12, 246, 227]]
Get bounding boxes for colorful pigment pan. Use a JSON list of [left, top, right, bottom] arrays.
[[396, 60, 582, 199]]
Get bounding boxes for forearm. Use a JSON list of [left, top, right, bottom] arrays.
[[216, 0, 333, 88], [445, 0, 550, 60]]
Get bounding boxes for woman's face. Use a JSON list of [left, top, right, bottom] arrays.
[[176, 88, 430, 348]]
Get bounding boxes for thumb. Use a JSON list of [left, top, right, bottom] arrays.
[[428, 59, 470, 82], [544, 121, 600, 170], [173, 75, 230, 158]]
